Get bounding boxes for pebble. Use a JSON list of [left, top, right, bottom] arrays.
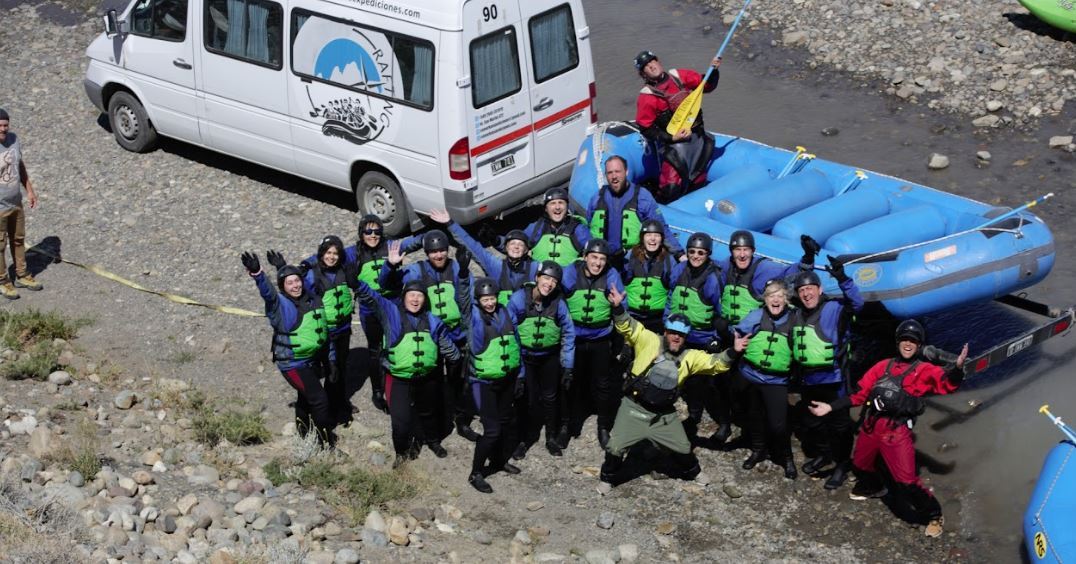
[[113, 390, 137, 410], [364, 509, 386, 532], [820, 127, 839, 136], [363, 528, 389, 547], [618, 544, 639, 562], [29, 426, 57, 458], [47, 370, 73, 385], [927, 153, 950, 170], [234, 496, 265, 515], [187, 464, 220, 486], [68, 470, 85, 487], [131, 470, 154, 485], [596, 512, 615, 529], [972, 115, 1001, 128], [472, 530, 493, 545], [1049, 135, 1074, 149], [177, 494, 199, 515], [6, 414, 38, 435], [986, 100, 1003, 112], [723, 484, 743, 499], [527, 501, 545, 511], [335, 548, 360, 564], [976, 151, 992, 162], [585, 550, 619, 564]]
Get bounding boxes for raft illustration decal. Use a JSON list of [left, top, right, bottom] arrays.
[[293, 17, 404, 145]]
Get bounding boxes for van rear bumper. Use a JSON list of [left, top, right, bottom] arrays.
[[84, 78, 106, 112], [444, 163, 572, 225]]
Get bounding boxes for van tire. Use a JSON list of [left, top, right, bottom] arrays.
[[356, 171, 409, 237], [108, 92, 158, 153]]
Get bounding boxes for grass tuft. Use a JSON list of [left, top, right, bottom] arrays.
[[186, 389, 271, 446], [45, 418, 102, 479], [0, 309, 87, 349], [0, 341, 61, 381]]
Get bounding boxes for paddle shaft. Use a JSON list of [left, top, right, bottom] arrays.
[[702, 0, 752, 84], [1040, 405, 1076, 443], [970, 192, 1053, 232]]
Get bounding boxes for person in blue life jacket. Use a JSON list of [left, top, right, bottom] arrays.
[[456, 268, 526, 494], [734, 279, 798, 479], [586, 155, 684, 271], [559, 238, 625, 450], [623, 219, 681, 334], [356, 240, 462, 467], [299, 235, 361, 428], [429, 209, 538, 306], [506, 261, 576, 458], [523, 186, 591, 267], [599, 285, 748, 488], [241, 251, 335, 446], [789, 248, 864, 490], [664, 232, 730, 447], [306, 214, 423, 414], [378, 229, 478, 442]]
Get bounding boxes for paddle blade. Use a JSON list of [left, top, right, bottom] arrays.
[[665, 82, 705, 136]]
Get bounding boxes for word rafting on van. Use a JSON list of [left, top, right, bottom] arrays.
[[296, 21, 402, 145]]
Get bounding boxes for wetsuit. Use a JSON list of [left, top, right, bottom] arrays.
[[354, 281, 460, 458], [601, 308, 735, 484], [253, 272, 334, 444]]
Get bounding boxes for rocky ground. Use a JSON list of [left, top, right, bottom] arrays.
[[1, 0, 1065, 561], [707, 0, 1076, 131]]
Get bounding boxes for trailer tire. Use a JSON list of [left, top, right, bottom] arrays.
[[108, 91, 158, 153], [356, 171, 410, 237]]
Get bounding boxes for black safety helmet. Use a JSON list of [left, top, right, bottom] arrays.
[[584, 238, 611, 257], [543, 186, 570, 205], [474, 277, 499, 299], [402, 280, 426, 297], [686, 232, 713, 254], [640, 219, 665, 236], [358, 214, 384, 241], [276, 265, 303, 291], [634, 50, 658, 71], [793, 270, 822, 291], [729, 230, 755, 251], [505, 229, 529, 248], [536, 260, 563, 283], [895, 319, 926, 345], [318, 235, 345, 263], [423, 229, 450, 253]]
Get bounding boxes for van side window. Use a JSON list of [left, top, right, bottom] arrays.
[[290, 11, 435, 111], [470, 27, 522, 108], [528, 5, 579, 83], [204, 0, 284, 69], [130, 0, 188, 42]]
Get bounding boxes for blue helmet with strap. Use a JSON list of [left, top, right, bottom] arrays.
[[664, 313, 691, 336]]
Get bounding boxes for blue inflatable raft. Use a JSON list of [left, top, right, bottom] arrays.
[[568, 122, 1056, 318], [1024, 406, 1076, 563]]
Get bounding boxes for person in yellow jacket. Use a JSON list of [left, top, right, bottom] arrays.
[[599, 286, 748, 487]]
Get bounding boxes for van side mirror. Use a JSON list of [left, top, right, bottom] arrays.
[[103, 9, 125, 37]]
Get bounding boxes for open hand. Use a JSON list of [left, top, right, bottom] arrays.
[[429, 209, 451, 224], [607, 285, 625, 308], [733, 331, 751, 353], [955, 343, 969, 369], [241, 251, 261, 275], [808, 401, 832, 417], [267, 249, 286, 269], [387, 240, 404, 265]]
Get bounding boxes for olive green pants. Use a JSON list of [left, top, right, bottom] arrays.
[[605, 397, 691, 456]]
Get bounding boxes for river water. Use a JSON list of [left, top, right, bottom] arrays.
[[582, 0, 1076, 558]]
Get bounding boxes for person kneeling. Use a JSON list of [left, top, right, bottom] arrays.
[[809, 320, 967, 538], [600, 286, 747, 487]]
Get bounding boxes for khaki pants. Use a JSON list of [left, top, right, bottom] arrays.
[[0, 206, 27, 283], [605, 397, 691, 457]]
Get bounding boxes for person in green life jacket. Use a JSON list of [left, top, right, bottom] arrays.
[[717, 231, 815, 327], [506, 261, 576, 458], [523, 186, 591, 267], [733, 279, 798, 479], [586, 155, 684, 271], [429, 209, 539, 306], [559, 238, 625, 450], [311, 214, 423, 414], [664, 232, 730, 447], [598, 285, 748, 488], [623, 219, 680, 334], [242, 251, 335, 446], [457, 270, 526, 494], [378, 229, 479, 442], [356, 239, 462, 467]]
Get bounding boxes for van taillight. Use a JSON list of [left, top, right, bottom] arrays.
[[589, 82, 598, 123], [449, 137, 471, 180]]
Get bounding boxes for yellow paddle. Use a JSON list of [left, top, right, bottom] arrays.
[[665, 0, 753, 136]]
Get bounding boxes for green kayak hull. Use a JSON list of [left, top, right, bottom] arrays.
[[1019, 0, 1076, 33]]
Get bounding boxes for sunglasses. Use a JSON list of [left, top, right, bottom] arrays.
[[363, 229, 383, 236], [687, 249, 709, 256]]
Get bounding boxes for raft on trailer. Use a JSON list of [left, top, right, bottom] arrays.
[[567, 122, 1056, 318], [1018, 0, 1076, 34], [1024, 405, 1076, 563]]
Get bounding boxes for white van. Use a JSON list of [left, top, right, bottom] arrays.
[[84, 0, 596, 235]]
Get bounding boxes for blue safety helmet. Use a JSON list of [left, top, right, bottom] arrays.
[[664, 313, 691, 336]]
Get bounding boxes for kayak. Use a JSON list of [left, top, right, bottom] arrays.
[[567, 122, 1056, 318], [1024, 406, 1076, 563], [1019, 0, 1076, 33]]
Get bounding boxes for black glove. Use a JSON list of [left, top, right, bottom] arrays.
[[267, 249, 286, 270], [561, 369, 573, 392], [241, 251, 261, 274], [825, 254, 848, 282], [706, 339, 723, 354], [456, 248, 472, 273], [800, 234, 821, 264], [514, 378, 526, 399], [298, 261, 312, 276]]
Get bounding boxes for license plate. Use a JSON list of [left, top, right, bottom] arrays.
[[1006, 334, 1034, 357], [492, 154, 515, 175]]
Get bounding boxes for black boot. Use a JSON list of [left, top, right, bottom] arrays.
[[802, 455, 832, 476], [711, 422, 732, 446], [742, 450, 768, 470], [545, 439, 563, 457], [825, 461, 851, 490], [371, 390, 389, 414], [782, 458, 798, 480], [556, 425, 571, 449], [456, 421, 480, 442], [468, 472, 493, 494], [600, 453, 623, 484], [597, 427, 611, 450], [511, 442, 528, 461], [426, 442, 448, 458]]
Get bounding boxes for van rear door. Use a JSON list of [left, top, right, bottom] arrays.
[[462, 0, 535, 205], [519, 1, 593, 178]]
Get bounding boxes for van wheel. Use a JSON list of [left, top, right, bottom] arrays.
[[108, 91, 158, 153], [356, 171, 410, 237]]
